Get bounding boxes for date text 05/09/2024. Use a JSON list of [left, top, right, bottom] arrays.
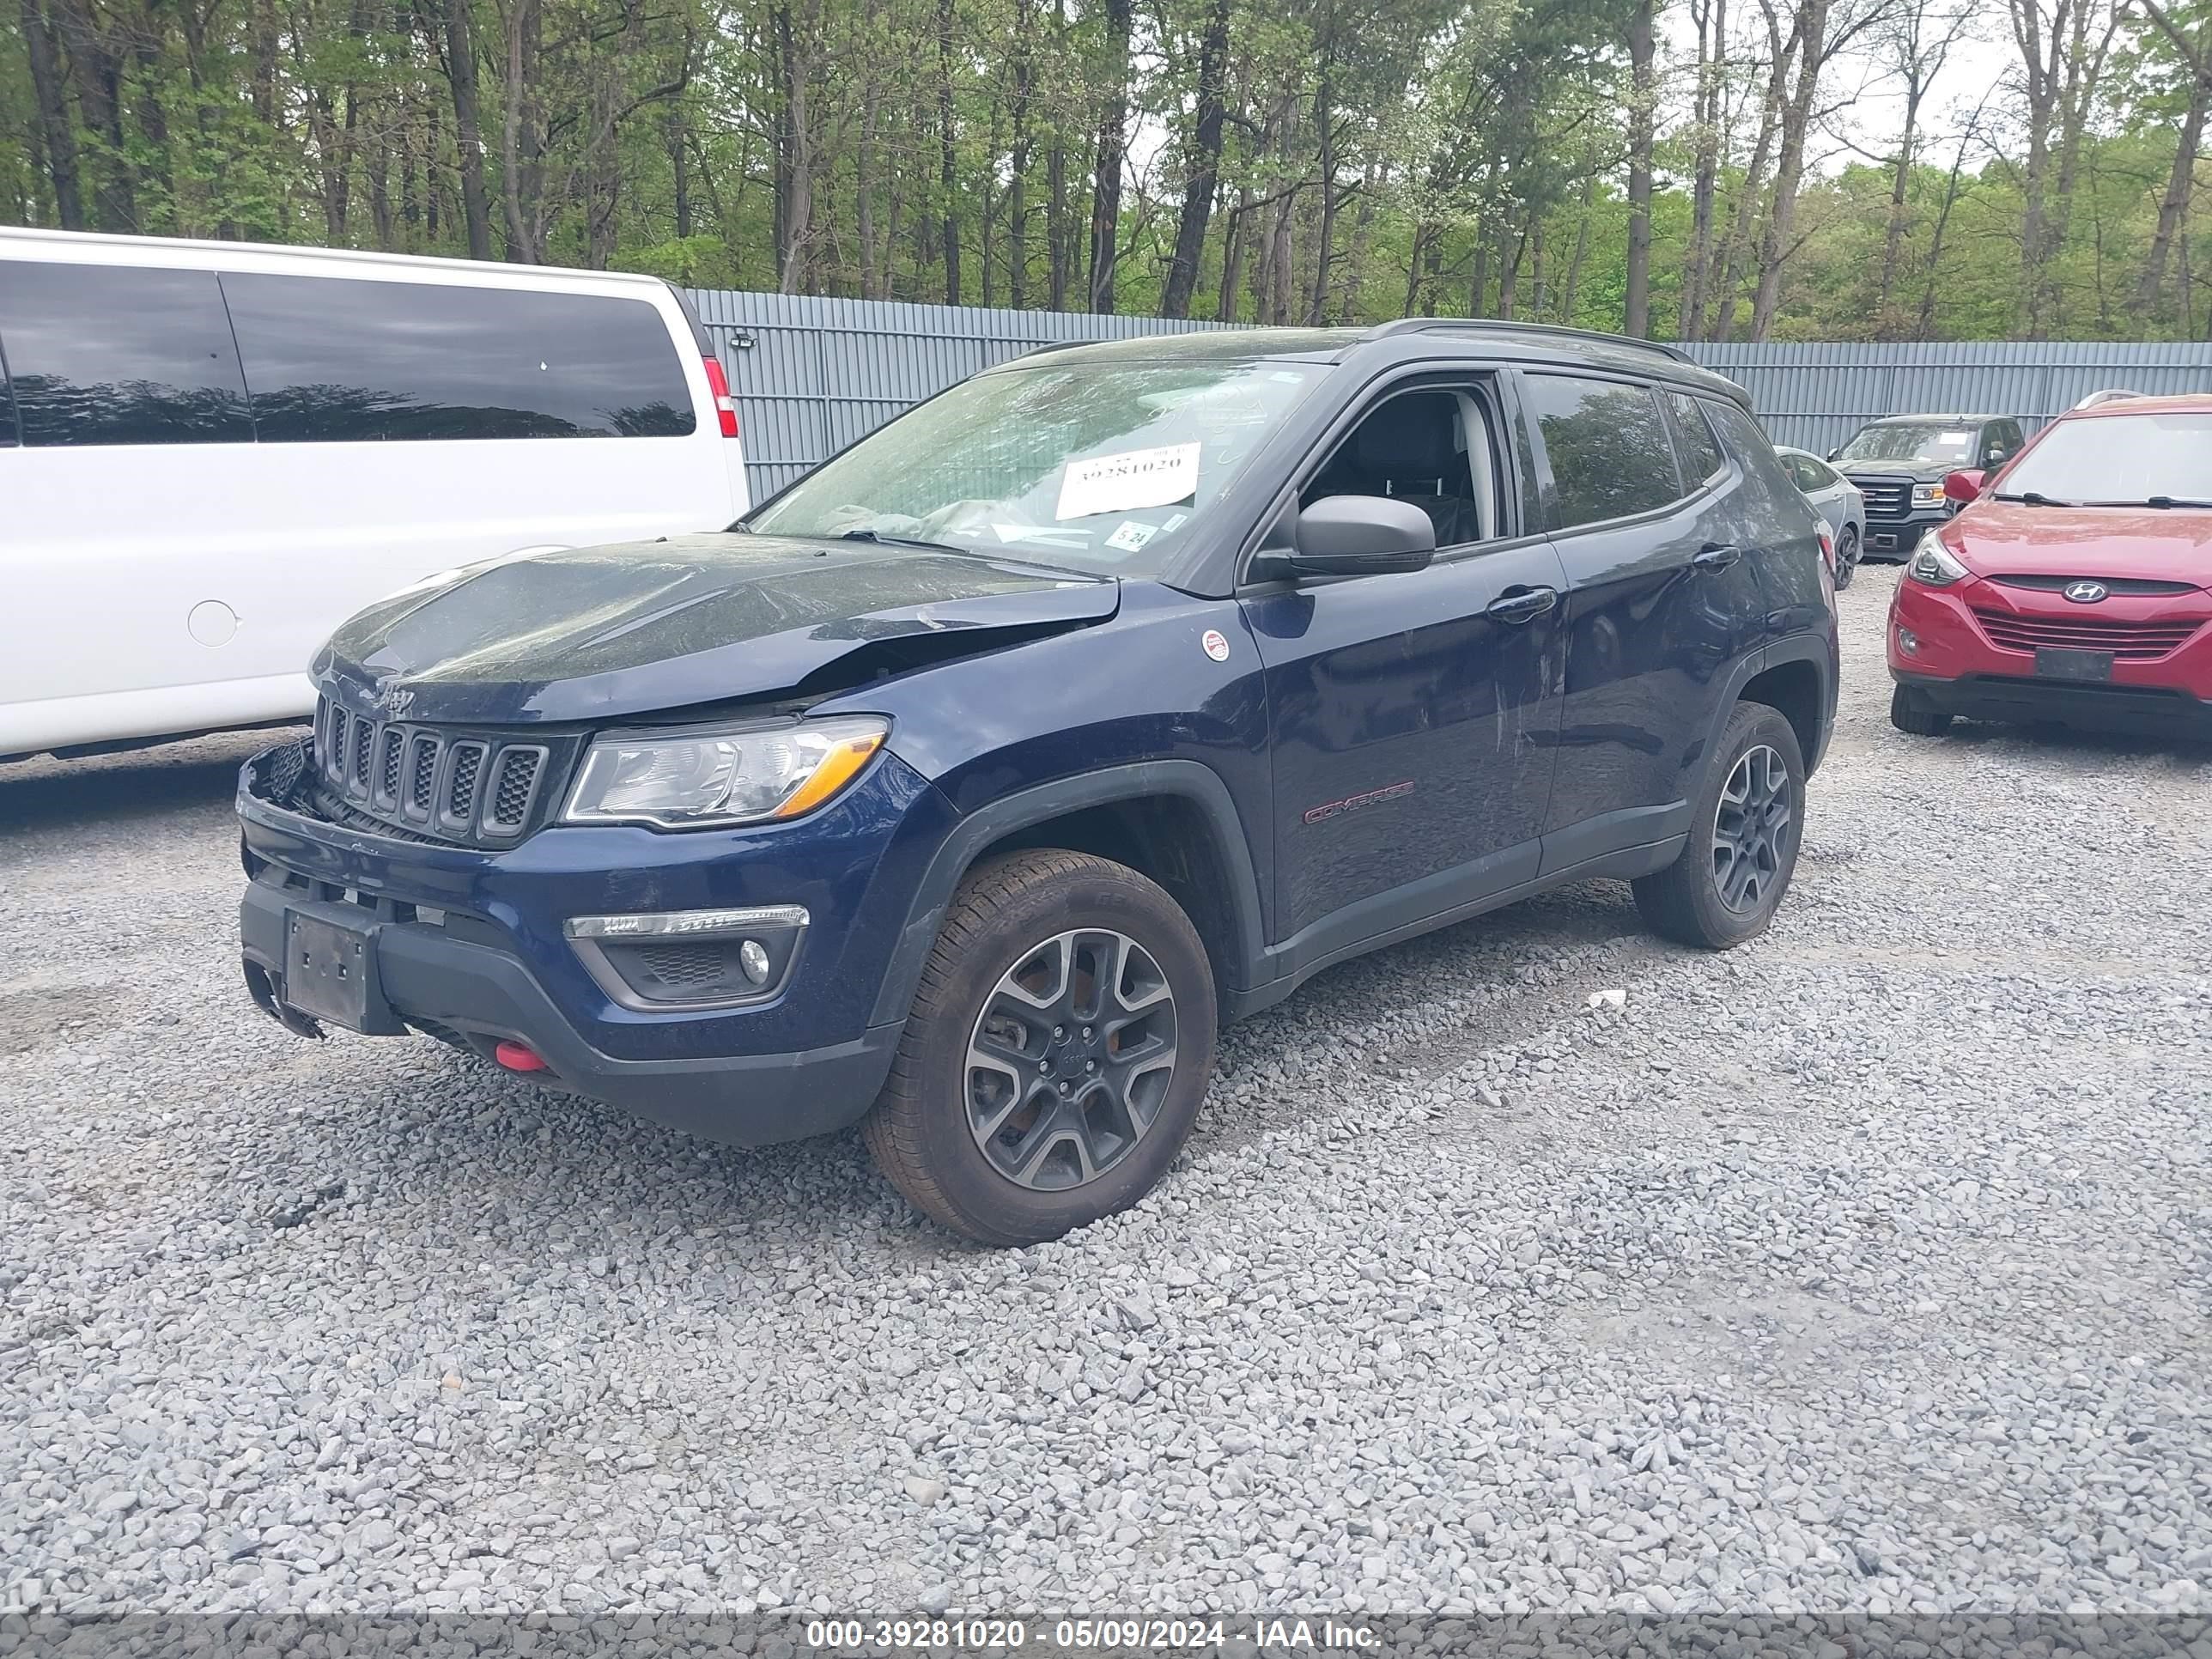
[[803, 1618, 1383, 1651]]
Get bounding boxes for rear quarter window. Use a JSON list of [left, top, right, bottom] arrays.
[[222, 273, 696, 441], [1523, 374, 1682, 530], [1663, 390, 1727, 485], [0, 260, 253, 447], [1705, 400, 1808, 525]]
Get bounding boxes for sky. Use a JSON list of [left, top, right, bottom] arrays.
[[1656, 5, 2026, 180]]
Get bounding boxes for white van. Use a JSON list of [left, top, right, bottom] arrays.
[[0, 228, 749, 759]]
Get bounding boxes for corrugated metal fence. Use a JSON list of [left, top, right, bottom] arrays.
[[683, 289, 2212, 500], [1688, 342, 2212, 459]]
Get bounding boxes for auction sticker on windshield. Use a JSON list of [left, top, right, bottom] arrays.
[[1057, 442, 1201, 520]]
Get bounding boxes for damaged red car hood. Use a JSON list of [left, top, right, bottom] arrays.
[[313, 532, 1121, 726]]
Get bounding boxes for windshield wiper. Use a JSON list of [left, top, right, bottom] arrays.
[[1991, 490, 2078, 507], [838, 527, 965, 554], [2145, 495, 2212, 509]]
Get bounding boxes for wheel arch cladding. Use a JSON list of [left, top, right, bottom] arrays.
[[868, 761, 1269, 1029], [1739, 653, 1828, 774]]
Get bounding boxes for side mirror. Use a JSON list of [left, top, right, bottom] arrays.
[[1281, 495, 1437, 577], [1984, 447, 2005, 465], [1826, 448, 1842, 463], [1942, 468, 1986, 505]]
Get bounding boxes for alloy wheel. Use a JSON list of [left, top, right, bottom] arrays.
[[1711, 744, 1793, 914], [964, 928, 1180, 1191]]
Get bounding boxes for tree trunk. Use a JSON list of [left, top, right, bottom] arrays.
[[773, 0, 814, 291], [1710, 9, 1784, 341], [1915, 106, 1984, 339], [1681, 0, 1724, 339], [1562, 168, 1595, 322], [1046, 0, 1070, 310], [441, 0, 495, 258], [1160, 0, 1232, 318], [1306, 52, 1339, 324], [1876, 74, 1926, 331], [55, 0, 137, 230], [1006, 0, 1034, 308], [938, 0, 961, 303], [1335, 160, 1382, 319], [856, 74, 883, 299], [1749, 0, 1824, 341], [1218, 188, 1249, 320], [497, 0, 544, 262], [19, 0, 85, 229], [1085, 0, 1134, 312], [2136, 71, 2209, 324], [1623, 0, 1656, 336]]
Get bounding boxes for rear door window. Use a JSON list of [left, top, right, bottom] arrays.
[[0, 260, 252, 447], [222, 273, 696, 441], [1522, 374, 1683, 531]]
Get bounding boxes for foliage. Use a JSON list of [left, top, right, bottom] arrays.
[[3, 0, 2209, 337]]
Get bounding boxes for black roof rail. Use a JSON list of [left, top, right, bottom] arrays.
[[1363, 317, 1698, 366]]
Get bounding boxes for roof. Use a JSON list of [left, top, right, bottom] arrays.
[[2062, 392, 2212, 417], [0, 224, 677, 294], [1000, 319, 1750, 404], [1863, 411, 2008, 425]]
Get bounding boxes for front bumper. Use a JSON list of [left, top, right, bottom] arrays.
[[1891, 669, 2212, 737], [236, 738, 954, 1145], [1888, 578, 2212, 738], [1860, 506, 1948, 559]]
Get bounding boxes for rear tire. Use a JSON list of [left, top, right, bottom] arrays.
[[1633, 701, 1805, 951], [861, 849, 1217, 1247], [1832, 525, 1860, 591], [1889, 684, 1953, 736]]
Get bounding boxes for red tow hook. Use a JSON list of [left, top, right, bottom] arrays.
[[493, 1040, 550, 1073]]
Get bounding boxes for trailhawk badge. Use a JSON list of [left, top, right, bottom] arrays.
[[1200, 629, 1231, 662]]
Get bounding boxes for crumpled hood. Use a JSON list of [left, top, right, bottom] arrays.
[[1953, 501, 2212, 584], [314, 532, 1120, 725]]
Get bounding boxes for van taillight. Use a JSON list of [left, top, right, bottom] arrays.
[[702, 356, 739, 440]]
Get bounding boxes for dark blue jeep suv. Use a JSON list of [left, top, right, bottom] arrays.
[[237, 320, 1838, 1244]]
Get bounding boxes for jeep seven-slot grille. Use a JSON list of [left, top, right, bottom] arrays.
[[313, 696, 564, 846]]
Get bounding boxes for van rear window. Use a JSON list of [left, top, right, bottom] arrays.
[[222, 273, 696, 441], [0, 262, 254, 447]]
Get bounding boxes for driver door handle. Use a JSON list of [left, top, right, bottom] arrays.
[[1692, 543, 1745, 571], [1485, 585, 1559, 623]]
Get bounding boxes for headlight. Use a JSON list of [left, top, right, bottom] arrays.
[[1911, 482, 1946, 507], [1906, 534, 1970, 587], [564, 716, 888, 829]]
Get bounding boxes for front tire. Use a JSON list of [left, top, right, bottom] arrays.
[[862, 849, 1218, 1246], [1633, 701, 1805, 950], [1832, 525, 1861, 591], [1889, 684, 1953, 735]]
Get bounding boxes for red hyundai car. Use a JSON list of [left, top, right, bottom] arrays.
[[1887, 392, 2212, 738]]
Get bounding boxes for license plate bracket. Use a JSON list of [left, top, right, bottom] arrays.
[[283, 908, 399, 1033], [2034, 647, 2114, 683]]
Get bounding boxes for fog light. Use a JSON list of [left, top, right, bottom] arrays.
[[1896, 628, 1920, 657], [564, 905, 808, 1010]]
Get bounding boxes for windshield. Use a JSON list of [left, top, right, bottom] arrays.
[[1833, 422, 1982, 468], [1999, 411, 2212, 506], [748, 361, 1322, 574]]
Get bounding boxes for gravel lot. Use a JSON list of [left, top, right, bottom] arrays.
[[3, 566, 2209, 1626]]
